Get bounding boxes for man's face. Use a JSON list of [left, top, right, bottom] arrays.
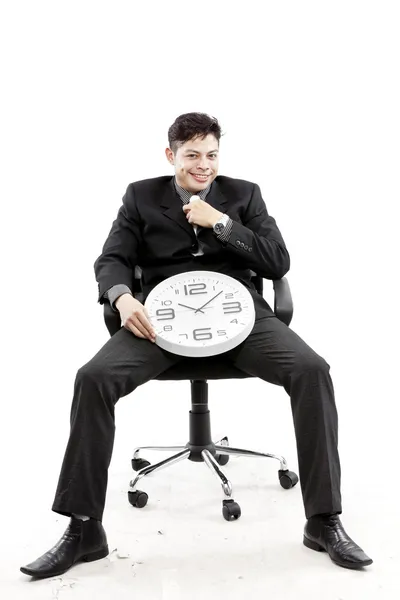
[[165, 134, 219, 193]]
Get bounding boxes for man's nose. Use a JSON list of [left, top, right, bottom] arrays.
[[197, 158, 210, 170]]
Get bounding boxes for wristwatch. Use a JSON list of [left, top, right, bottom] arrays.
[[213, 213, 229, 234]]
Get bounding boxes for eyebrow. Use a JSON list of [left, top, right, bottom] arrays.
[[184, 149, 219, 154]]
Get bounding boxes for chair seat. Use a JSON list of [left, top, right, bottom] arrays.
[[155, 355, 253, 380]]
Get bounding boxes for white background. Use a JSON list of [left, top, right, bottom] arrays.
[[1, 1, 399, 597]]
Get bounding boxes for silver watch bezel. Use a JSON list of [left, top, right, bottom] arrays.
[[213, 214, 228, 234]]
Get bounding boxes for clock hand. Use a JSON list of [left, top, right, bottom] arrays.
[[177, 303, 205, 314], [194, 290, 223, 314]]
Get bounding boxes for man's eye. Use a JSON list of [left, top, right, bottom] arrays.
[[187, 154, 217, 158]]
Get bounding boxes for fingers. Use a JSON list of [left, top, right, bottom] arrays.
[[136, 311, 156, 340], [184, 208, 194, 223], [127, 322, 156, 342], [125, 310, 156, 342], [183, 197, 200, 210], [127, 323, 147, 339], [182, 204, 195, 223]]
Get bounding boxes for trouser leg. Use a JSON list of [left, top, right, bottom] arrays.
[[226, 314, 342, 519], [51, 326, 183, 521]]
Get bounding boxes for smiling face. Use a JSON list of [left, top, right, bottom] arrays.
[[165, 133, 220, 193]]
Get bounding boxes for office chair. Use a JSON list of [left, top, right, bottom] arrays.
[[103, 267, 299, 521]]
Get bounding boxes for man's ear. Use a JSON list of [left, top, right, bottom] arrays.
[[165, 147, 174, 165]]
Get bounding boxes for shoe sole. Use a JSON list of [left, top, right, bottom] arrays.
[[303, 536, 373, 569], [20, 546, 109, 578]]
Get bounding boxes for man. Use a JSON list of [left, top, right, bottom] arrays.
[[20, 112, 372, 578]]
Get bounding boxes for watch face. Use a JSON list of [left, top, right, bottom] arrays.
[[214, 222, 225, 234], [144, 270, 255, 357]]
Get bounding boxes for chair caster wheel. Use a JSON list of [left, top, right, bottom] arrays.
[[278, 469, 299, 489], [222, 499, 241, 521], [128, 490, 148, 508], [132, 458, 151, 471]]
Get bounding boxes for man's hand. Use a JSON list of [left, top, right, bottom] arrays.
[[115, 294, 156, 342], [182, 196, 222, 228]]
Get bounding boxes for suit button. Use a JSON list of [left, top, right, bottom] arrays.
[[236, 240, 240, 246], [244, 244, 248, 250], [249, 247, 252, 252]]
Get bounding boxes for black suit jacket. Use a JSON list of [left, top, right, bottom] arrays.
[[94, 175, 290, 318]]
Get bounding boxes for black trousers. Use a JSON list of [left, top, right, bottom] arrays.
[[52, 296, 342, 522]]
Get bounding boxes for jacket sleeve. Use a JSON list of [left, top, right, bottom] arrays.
[[94, 184, 142, 305], [104, 284, 133, 312], [224, 183, 290, 280]]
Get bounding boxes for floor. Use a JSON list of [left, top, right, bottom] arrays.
[[4, 374, 399, 599]]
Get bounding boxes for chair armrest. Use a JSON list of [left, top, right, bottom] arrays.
[[250, 271, 293, 326], [103, 266, 144, 337], [103, 301, 122, 337], [272, 277, 293, 326]]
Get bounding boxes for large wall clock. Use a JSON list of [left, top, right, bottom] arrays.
[[144, 270, 256, 357]]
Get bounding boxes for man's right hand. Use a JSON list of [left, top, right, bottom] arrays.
[[115, 294, 156, 342]]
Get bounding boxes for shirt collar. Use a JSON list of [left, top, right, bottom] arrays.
[[173, 175, 212, 204]]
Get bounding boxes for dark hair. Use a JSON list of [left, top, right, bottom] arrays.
[[168, 112, 224, 155]]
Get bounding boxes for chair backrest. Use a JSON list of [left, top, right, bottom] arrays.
[[131, 266, 263, 304]]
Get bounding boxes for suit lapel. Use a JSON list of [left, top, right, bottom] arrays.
[[159, 177, 228, 239], [159, 178, 193, 238]]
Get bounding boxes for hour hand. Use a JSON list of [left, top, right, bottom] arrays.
[[177, 303, 205, 314]]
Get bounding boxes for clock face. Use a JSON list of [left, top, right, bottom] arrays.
[[144, 270, 255, 357]]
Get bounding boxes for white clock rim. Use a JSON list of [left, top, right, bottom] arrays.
[[144, 270, 256, 358]]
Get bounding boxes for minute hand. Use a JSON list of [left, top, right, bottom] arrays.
[[194, 290, 223, 314]]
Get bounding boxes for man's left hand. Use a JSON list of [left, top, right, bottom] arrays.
[[182, 197, 223, 228]]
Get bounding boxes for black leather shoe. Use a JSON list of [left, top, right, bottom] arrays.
[[303, 514, 373, 569], [20, 517, 109, 578]]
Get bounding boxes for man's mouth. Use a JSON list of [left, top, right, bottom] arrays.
[[191, 174, 210, 182]]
